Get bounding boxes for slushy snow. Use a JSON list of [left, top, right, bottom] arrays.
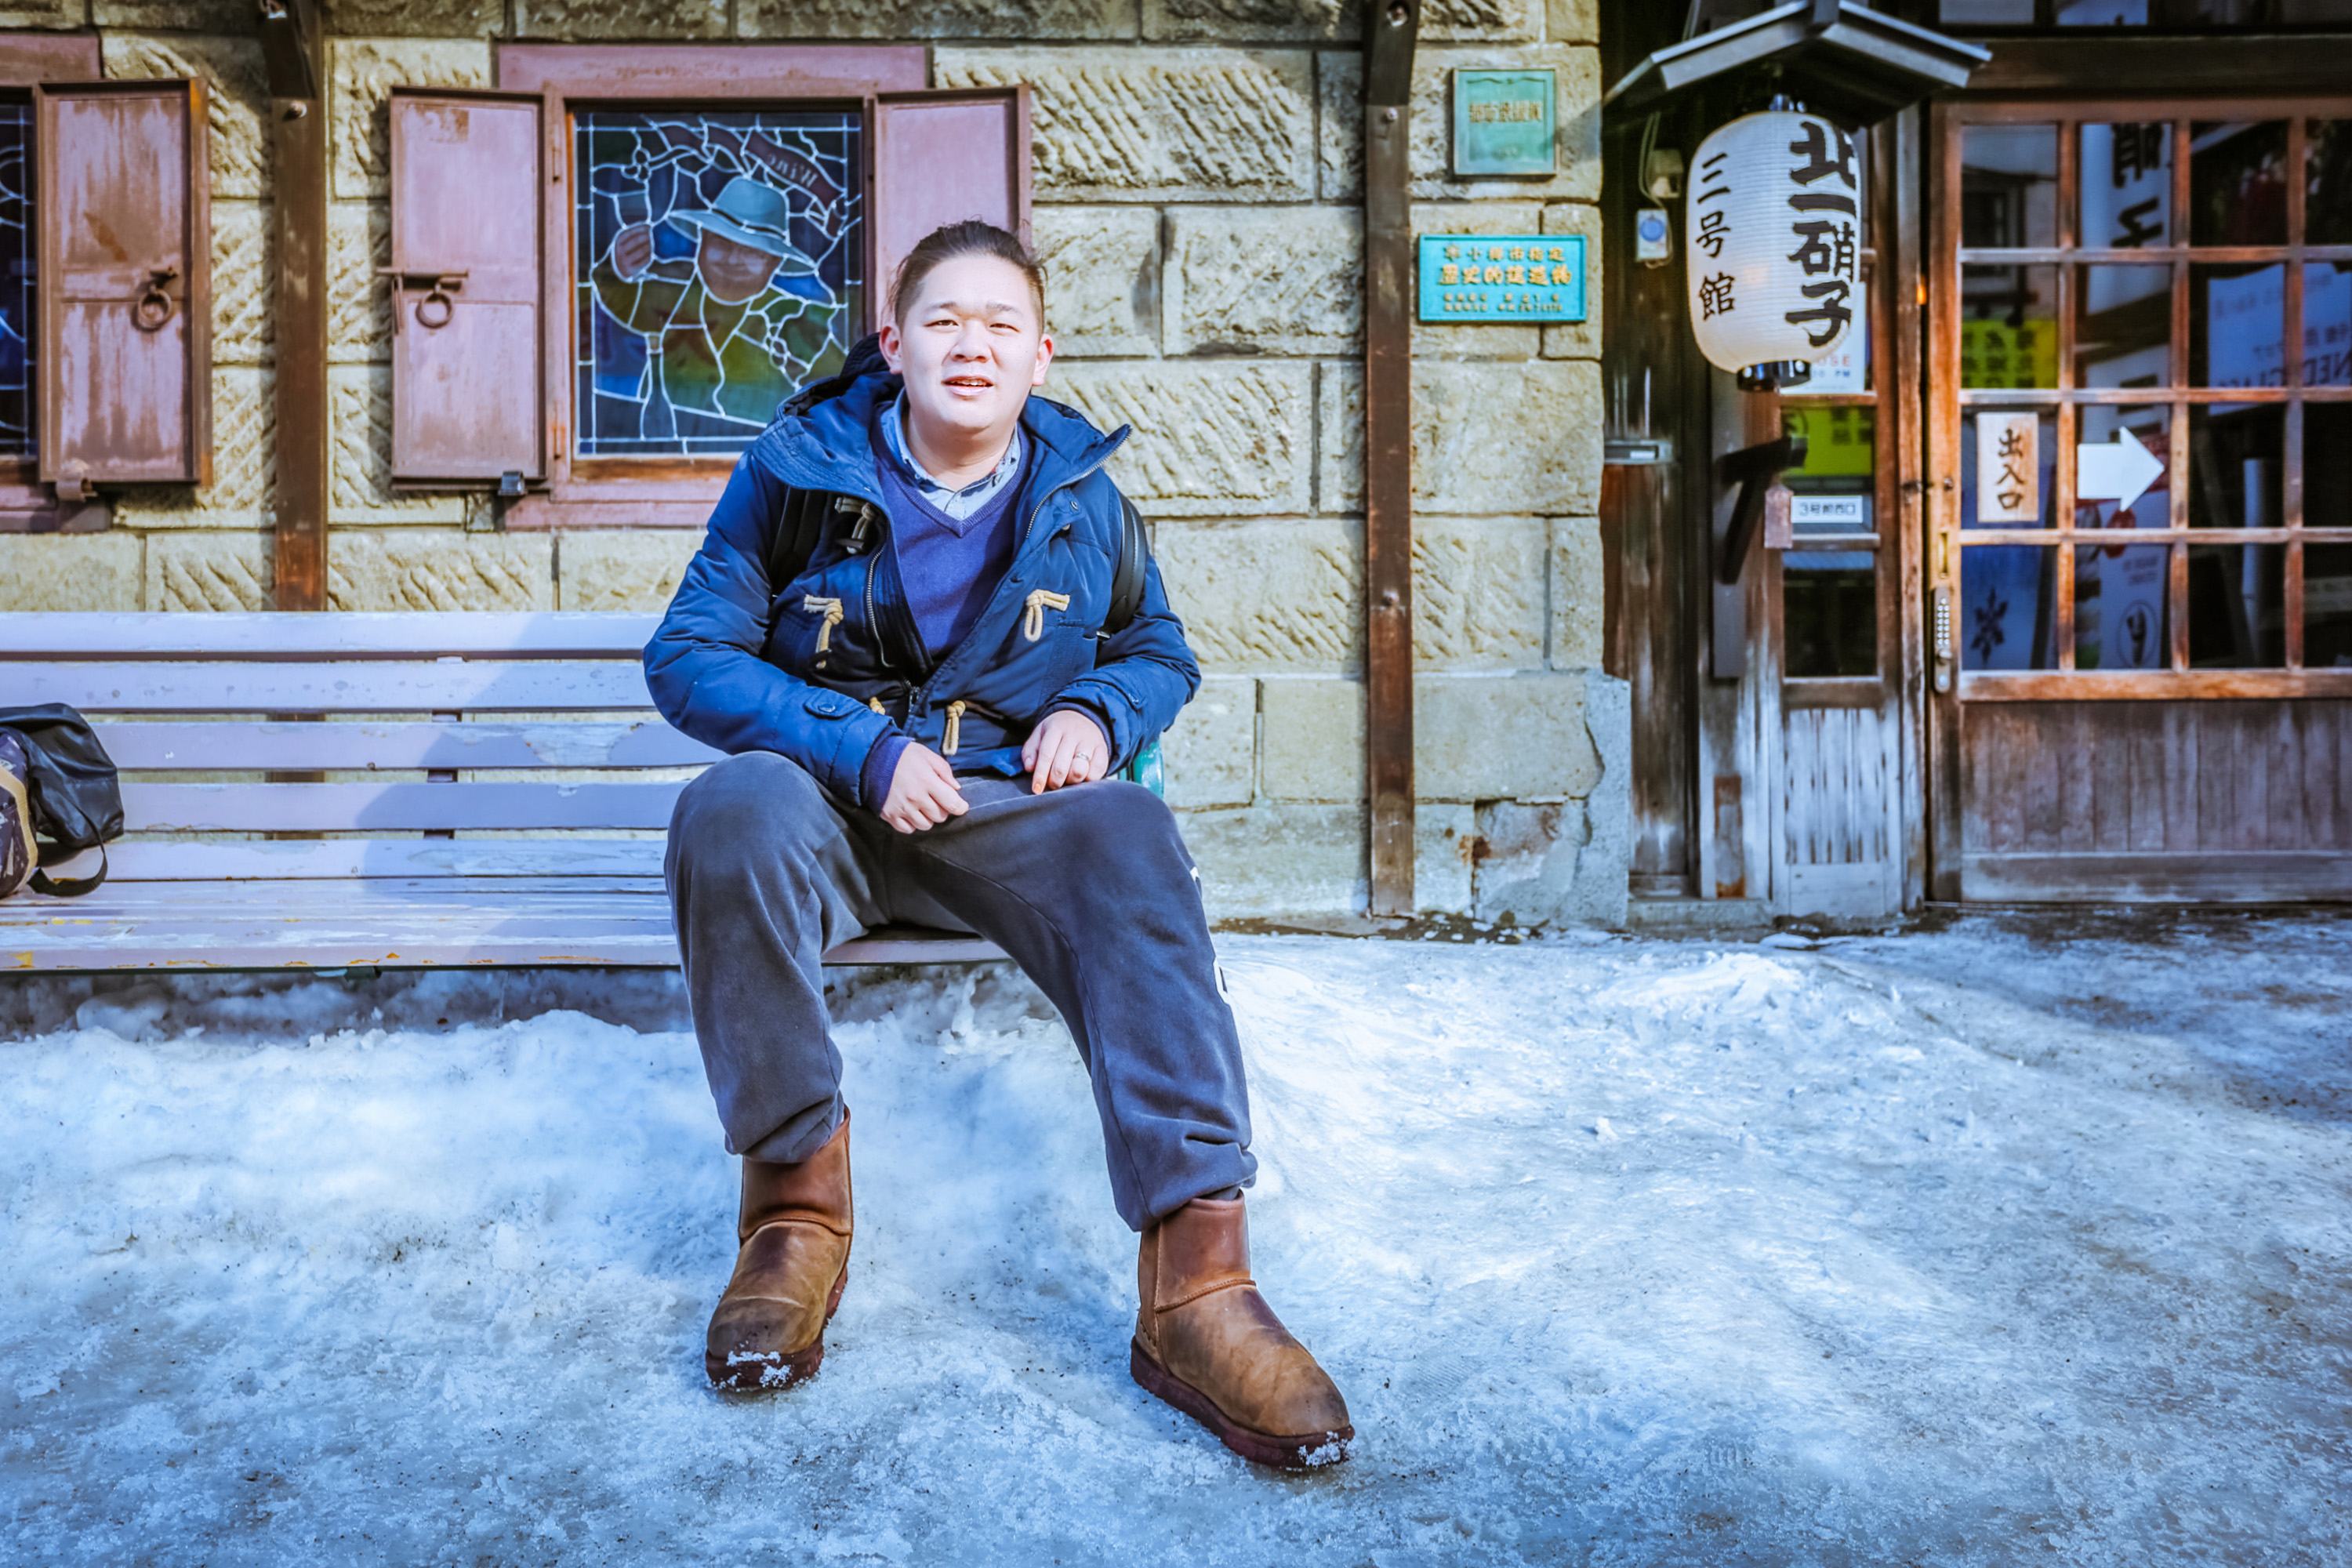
[[3, 914, 2348, 1565]]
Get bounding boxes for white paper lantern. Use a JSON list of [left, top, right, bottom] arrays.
[[1686, 111, 1861, 374]]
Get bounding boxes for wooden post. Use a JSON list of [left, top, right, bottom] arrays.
[[262, 0, 327, 612], [1362, 1, 1417, 917]]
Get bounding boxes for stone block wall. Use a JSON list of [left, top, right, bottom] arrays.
[[0, 0, 1627, 927]]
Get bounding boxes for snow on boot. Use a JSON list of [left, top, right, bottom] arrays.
[[1130, 1196, 1352, 1468], [706, 1111, 853, 1391]]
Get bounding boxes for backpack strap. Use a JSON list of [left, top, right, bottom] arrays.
[[1108, 494, 1150, 636], [764, 485, 832, 591]]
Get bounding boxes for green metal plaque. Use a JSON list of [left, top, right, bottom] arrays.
[[1450, 67, 1556, 177]]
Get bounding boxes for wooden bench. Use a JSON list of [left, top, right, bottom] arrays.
[[0, 612, 1004, 973]]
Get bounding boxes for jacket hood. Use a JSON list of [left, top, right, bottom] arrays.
[[764, 331, 1127, 499]]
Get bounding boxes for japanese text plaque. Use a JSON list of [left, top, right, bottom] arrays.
[[1417, 234, 1587, 324]]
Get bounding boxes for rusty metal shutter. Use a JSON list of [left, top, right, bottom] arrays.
[[387, 89, 544, 487], [37, 80, 211, 494], [872, 89, 1032, 321]]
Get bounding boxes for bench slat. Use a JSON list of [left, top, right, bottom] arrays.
[[95, 720, 723, 771], [30, 661, 655, 713], [0, 881, 1003, 970], [0, 611, 663, 660], [103, 840, 672, 879], [123, 781, 685, 833]]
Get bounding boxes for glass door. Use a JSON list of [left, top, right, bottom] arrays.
[[1928, 99, 2352, 900]]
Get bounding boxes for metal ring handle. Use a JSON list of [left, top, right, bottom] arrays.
[[413, 288, 455, 330], [132, 285, 174, 332]]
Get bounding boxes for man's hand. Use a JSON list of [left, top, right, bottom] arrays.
[[610, 223, 656, 281], [1022, 710, 1110, 795], [881, 743, 967, 833]]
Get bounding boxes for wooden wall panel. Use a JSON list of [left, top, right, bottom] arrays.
[[1961, 699, 2352, 898]]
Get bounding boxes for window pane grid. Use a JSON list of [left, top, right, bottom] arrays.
[[1952, 106, 2352, 674]]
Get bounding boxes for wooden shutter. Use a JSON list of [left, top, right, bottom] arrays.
[[387, 89, 543, 486], [873, 88, 1032, 321], [37, 80, 210, 492]]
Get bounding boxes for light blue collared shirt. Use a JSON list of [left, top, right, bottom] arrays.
[[883, 394, 1024, 522]]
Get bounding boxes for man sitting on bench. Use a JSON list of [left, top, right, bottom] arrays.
[[643, 220, 1353, 1468]]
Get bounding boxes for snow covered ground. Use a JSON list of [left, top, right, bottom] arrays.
[[4, 913, 2348, 1566]]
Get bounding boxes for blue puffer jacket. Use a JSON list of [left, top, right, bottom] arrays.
[[643, 366, 1200, 810]]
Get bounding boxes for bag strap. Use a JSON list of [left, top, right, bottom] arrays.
[[30, 842, 105, 898], [1108, 495, 1149, 636], [764, 485, 832, 592]]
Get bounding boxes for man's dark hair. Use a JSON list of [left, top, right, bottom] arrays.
[[889, 220, 1047, 327]]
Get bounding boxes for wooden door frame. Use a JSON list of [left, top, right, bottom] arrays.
[[1923, 69, 2352, 900]]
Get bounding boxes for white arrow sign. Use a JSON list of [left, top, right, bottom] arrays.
[[2076, 428, 2164, 514]]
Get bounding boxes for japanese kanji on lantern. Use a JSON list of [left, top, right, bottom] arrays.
[[1685, 111, 1860, 376]]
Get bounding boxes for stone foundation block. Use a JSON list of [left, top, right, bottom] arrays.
[[938, 48, 1314, 202], [1164, 207, 1361, 358], [1144, 0, 1540, 43], [212, 201, 271, 368], [1256, 675, 1359, 801], [1160, 674, 1254, 808], [1033, 207, 1160, 358], [1417, 800, 1475, 915], [97, 2, 250, 29], [1540, 201, 1602, 361], [1177, 800, 1471, 918], [514, 0, 726, 36], [329, 528, 553, 611], [1181, 803, 1363, 917], [742, 0, 1135, 38], [329, 38, 494, 201], [1319, 45, 1600, 203], [328, 365, 467, 524], [1261, 670, 1605, 801], [1548, 0, 1599, 43], [0, 534, 141, 613], [1549, 515, 1603, 669], [1322, 361, 1602, 518], [328, 201, 392, 364], [1415, 516, 1546, 670], [148, 532, 274, 611], [557, 529, 702, 612], [1421, 671, 1602, 799], [1316, 359, 1363, 515], [1051, 361, 1311, 517], [1472, 673, 1625, 926], [320, 0, 504, 34], [1414, 358, 1600, 516], [103, 33, 270, 201], [1156, 519, 1359, 673], [1407, 202, 1543, 361], [0, 2, 83, 29]]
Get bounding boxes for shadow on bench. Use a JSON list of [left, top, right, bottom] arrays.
[[1, 612, 1006, 974]]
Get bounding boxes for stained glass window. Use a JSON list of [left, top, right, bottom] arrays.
[[0, 101, 34, 461], [572, 108, 862, 460]]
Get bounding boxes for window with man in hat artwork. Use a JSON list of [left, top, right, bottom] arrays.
[[572, 108, 864, 460], [0, 100, 33, 462]]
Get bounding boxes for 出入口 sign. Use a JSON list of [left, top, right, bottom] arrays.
[[1451, 68, 1556, 176], [1417, 234, 1587, 324]]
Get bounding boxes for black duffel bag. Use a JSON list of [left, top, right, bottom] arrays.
[[0, 703, 123, 898]]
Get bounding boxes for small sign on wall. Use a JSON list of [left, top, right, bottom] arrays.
[[1974, 412, 2041, 524], [1450, 68, 1556, 176], [1417, 234, 1588, 323]]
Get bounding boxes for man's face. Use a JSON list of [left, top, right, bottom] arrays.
[[879, 254, 1052, 448], [699, 230, 780, 304]]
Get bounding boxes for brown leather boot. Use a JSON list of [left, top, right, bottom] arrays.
[[1130, 1196, 1352, 1468], [705, 1112, 853, 1391]]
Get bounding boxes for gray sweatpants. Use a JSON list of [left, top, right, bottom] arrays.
[[662, 751, 1254, 1230]]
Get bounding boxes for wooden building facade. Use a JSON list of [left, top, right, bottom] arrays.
[[1600, 0, 2352, 916]]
